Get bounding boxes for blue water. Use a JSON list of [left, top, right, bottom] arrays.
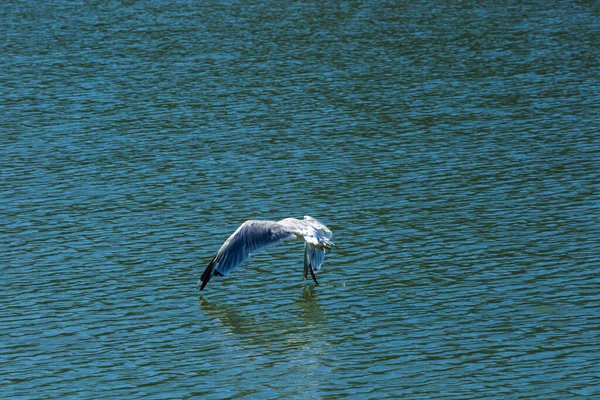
[[2, 1, 599, 398]]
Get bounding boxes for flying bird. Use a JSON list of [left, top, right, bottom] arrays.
[[197, 216, 334, 290]]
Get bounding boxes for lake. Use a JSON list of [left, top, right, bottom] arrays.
[[1, 1, 599, 398]]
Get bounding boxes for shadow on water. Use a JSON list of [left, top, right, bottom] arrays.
[[198, 295, 255, 336]]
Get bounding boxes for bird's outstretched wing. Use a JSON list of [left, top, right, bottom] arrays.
[[198, 220, 295, 290]]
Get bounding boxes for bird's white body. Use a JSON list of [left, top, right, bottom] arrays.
[[198, 216, 334, 290]]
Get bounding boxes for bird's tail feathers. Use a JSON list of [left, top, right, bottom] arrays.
[[321, 236, 335, 252], [303, 228, 334, 252]]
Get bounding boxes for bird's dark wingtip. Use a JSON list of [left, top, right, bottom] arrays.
[[304, 246, 319, 285], [199, 279, 208, 291], [308, 263, 319, 286], [303, 252, 309, 280], [198, 257, 216, 291]]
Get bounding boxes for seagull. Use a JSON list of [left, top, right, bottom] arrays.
[[197, 216, 334, 290]]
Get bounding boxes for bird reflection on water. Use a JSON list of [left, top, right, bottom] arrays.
[[198, 285, 326, 339], [296, 286, 326, 325]]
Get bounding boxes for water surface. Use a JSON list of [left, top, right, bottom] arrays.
[[2, 1, 599, 398]]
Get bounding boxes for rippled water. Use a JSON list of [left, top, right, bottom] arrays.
[[2, 1, 599, 398]]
